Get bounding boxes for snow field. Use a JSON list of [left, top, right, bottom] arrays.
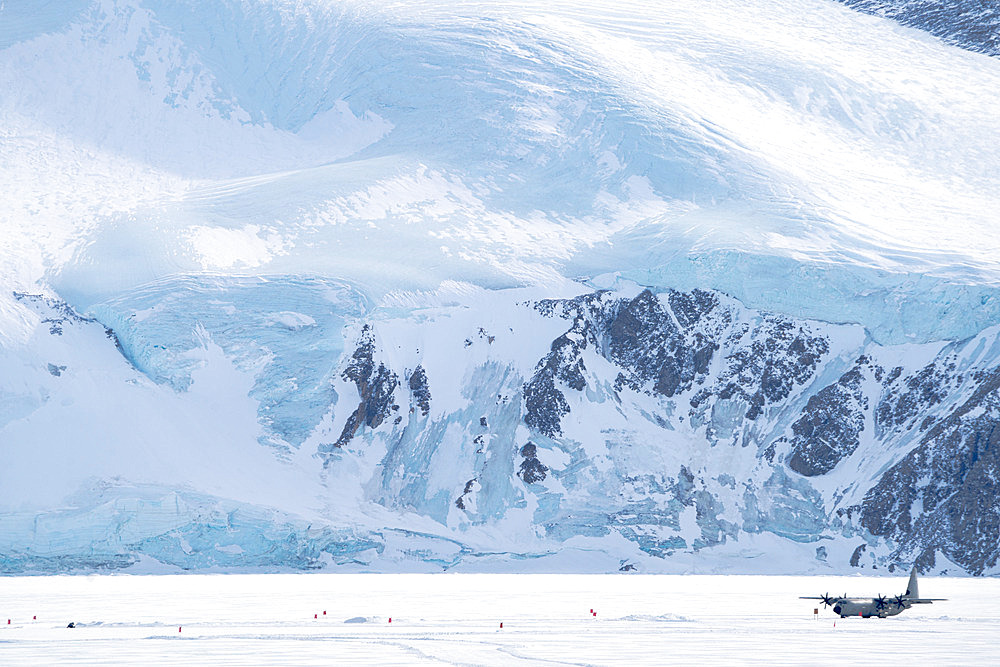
[[5, 0, 1000, 342], [0, 573, 997, 665]]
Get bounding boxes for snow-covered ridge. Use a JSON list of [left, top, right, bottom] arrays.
[[3, 0, 1000, 340]]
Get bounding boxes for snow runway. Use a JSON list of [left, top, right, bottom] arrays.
[[1, 574, 996, 665]]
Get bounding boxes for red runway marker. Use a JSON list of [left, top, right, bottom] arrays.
[[500, 622, 503, 629], [388, 617, 392, 623], [33, 616, 36, 621], [178, 627, 182, 633], [323, 611, 326, 616]]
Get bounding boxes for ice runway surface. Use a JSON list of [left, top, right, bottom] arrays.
[[0, 574, 996, 665]]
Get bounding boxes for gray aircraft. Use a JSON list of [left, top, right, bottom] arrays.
[[801, 567, 945, 618]]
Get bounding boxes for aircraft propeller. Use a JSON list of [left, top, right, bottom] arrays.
[[820, 593, 835, 607], [874, 595, 888, 610], [893, 595, 907, 609]]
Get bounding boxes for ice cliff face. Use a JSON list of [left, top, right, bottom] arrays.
[[2, 0, 1000, 575], [4, 281, 999, 575]]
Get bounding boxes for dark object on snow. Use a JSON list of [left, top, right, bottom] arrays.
[[66, 622, 75, 628], [518, 442, 548, 483]]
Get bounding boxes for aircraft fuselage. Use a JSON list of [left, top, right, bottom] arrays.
[[831, 598, 909, 618], [802, 567, 944, 618]]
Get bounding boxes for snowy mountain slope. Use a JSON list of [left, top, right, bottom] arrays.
[[4, 0, 1000, 335], [4, 281, 999, 574], [2, 0, 1000, 574]]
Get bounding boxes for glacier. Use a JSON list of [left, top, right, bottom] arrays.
[[1, 0, 999, 575]]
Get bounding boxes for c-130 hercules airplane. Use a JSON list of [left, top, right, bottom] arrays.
[[801, 567, 946, 618]]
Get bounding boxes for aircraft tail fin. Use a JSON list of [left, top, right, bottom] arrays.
[[905, 566, 919, 599]]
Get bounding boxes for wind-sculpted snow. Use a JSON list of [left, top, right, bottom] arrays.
[[4, 0, 1000, 341]]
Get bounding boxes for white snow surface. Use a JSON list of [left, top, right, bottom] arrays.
[[0, 573, 996, 665], [2, 0, 1000, 341]]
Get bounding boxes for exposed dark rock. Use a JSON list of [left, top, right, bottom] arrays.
[[605, 290, 679, 382], [519, 458, 548, 484], [604, 289, 719, 398], [528, 288, 724, 435], [530, 288, 834, 443], [850, 543, 867, 567], [712, 317, 829, 420], [104, 327, 129, 360], [668, 289, 719, 329], [524, 371, 570, 438], [455, 478, 477, 510], [914, 547, 938, 574], [788, 363, 869, 476], [875, 357, 959, 436], [32, 275, 985, 572], [523, 312, 593, 437], [518, 442, 548, 484], [304, 286, 1000, 571], [858, 367, 1000, 574], [837, 0, 1000, 57], [14, 291, 93, 335], [332, 325, 399, 449], [47, 363, 67, 377], [408, 365, 431, 417]]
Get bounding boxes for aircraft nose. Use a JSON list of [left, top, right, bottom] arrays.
[[833, 605, 842, 615]]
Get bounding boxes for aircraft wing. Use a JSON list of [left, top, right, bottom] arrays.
[[908, 598, 947, 604]]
